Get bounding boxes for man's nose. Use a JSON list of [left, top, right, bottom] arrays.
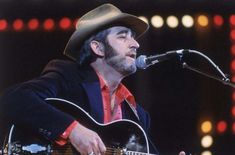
[[129, 38, 140, 50]]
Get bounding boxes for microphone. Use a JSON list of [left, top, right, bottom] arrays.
[[135, 49, 189, 69]]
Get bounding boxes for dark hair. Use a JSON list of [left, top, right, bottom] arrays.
[[76, 29, 110, 66]]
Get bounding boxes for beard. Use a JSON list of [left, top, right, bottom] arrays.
[[104, 42, 137, 76]]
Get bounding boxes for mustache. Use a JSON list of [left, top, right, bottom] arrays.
[[126, 51, 136, 58]]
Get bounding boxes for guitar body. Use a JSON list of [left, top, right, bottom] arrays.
[[4, 98, 150, 155]]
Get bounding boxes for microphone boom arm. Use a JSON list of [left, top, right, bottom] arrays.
[[182, 49, 234, 87]]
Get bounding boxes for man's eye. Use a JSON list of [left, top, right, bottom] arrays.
[[118, 35, 126, 39]]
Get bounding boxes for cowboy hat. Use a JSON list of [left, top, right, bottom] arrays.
[[64, 3, 149, 61]]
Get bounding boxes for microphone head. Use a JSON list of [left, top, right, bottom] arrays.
[[135, 55, 147, 69]]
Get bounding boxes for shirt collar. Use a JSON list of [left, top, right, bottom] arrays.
[[96, 72, 136, 108]]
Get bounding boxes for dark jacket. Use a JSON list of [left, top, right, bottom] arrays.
[[0, 59, 158, 153]]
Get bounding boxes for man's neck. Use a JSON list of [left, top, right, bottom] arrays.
[[90, 60, 124, 95]]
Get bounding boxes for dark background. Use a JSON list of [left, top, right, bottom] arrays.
[[0, 0, 235, 154]]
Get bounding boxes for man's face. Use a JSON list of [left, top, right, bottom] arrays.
[[104, 26, 140, 76]]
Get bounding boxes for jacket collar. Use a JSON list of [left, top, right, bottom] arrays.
[[78, 65, 104, 123], [79, 64, 139, 123]]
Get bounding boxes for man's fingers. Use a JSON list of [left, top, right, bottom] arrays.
[[92, 140, 100, 155], [97, 137, 106, 153], [68, 123, 106, 155]]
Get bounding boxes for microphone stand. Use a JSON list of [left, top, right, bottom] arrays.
[[179, 49, 235, 88]]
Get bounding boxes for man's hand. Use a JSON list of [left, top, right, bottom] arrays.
[[69, 123, 106, 155]]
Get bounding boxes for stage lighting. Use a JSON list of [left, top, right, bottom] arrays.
[[230, 29, 235, 41], [197, 15, 209, 27], [150, 15, 164, 28], [213, 15, 223, 27], [138, 16, 148, 24], [43, 18, 55, 31], [231, 44, 235, 55], [231, 75, 235, 83], [59, 17, 72, 30], [201, 150, 212, 155], [0, 19, 7, 31], [201, 135, 213, 148], [13, 19, 24, 31], [232, 106, 235, 117], [166, 15, 178, 28], [230, 15, 235, 26], [201, 121, 212, 133], [232, 91, 235, 101], [181, 15, 194, 28], [216, 120, 227, 134], [28, 18, 39, 30], [230, 59, 235, 71]]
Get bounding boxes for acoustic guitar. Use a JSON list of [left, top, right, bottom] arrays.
[[2, 98, 155, 155]]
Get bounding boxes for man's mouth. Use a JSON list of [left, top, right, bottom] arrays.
[[126, 53, 136, 59]]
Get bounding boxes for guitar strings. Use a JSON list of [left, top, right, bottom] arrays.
[[51, 147, 124, 155]]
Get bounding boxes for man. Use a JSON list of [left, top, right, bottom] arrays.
[[0, 3, 185, 155]]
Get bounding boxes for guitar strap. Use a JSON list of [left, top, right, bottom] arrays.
[[124, 99, 140, 121], [124, 100, 160, 154]]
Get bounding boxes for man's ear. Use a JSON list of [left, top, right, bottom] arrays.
[[90, 40, 105, 57]]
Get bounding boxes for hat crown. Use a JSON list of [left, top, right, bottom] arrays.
[[76, 4, 121, 29], [64, 3, 149, 61]]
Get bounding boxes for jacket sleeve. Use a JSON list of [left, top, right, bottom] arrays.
[[0, 64, 76, 141]]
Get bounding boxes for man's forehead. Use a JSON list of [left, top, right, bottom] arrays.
[[108, 26, 134, 34]]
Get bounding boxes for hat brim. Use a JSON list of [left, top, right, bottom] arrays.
[[64, 13, 149, 60]]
